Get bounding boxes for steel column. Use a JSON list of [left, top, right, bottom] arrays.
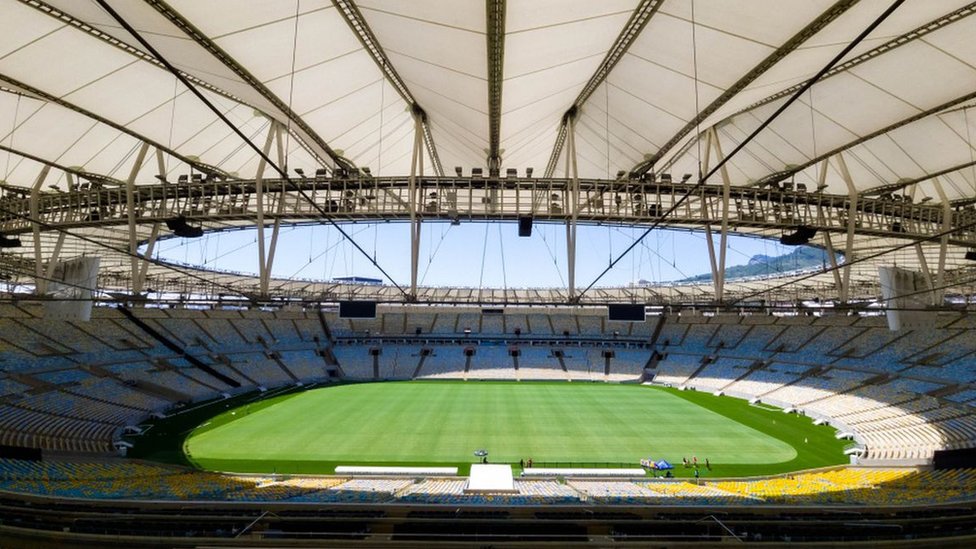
[[822, 232, 844, 295], [704, 224, 720, 291], [933, 177, 951, 303], [566, 116, 579, 302], [126, 142, 151, 294], [29, 165, 51, 293], [39, 232, 65, 295], [408, 115, 424, 299], [255, 122, 277, 296], [834, 152, 858, 303], [711, 130, 732, 301], [913, 242, 936, 305], [136, 223, 160, 295], [263, 125, 288, 295]]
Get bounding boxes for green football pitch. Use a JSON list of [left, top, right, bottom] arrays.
[[182, 382, 847, 477]]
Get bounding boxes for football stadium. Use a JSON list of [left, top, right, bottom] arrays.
[[1, 0, 976, 547]]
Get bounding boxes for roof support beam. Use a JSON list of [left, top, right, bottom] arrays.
[[408, 115, 424, 301], [21, 1, 242, 101], [932, 177, 952, 304], [29, 166, 51, 293], [579, 0, 906, 300], [731, 2, 976, 119], [135, 223, 160, 295], [332, 0, 444, 176], [543, 0, 665, 178], [486, 0, 506, 175], [822, 231, 845, 298], [140, 0, 353, 172], [255, 123, 277, 297], [126, 142, 151, 295], [18, 0, 323, 165], [565, 116, 579, 303], [96, 0, 407, 298], [834, 152, 858, 303], [703, 223, 720, 298], [761, 89, 976, 188], [672, 1, 976, 180], [0, 74, 232, 180], [0, 143, 123, 186], [40, 231, 66, 295], [711, 128, 733, 301], [632, 0, 861, 176], [914, 242, 936, 305], [865, 157, 976, 197], [262, 125, 288, 295]]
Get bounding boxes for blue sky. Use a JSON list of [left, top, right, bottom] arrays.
[[151, 222, 796, 289]]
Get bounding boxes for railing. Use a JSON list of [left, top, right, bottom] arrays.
[[1, 175, 972, 245]]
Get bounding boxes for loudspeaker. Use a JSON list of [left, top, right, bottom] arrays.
[[165, 216, 203, 238], [779, 225, 817, 246], [0, 234, 22, 248], [518, 216, 532, 237]]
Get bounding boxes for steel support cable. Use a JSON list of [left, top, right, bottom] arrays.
[[418, 224, 454, 286], [544, 0, 665, 178], [93, 0, 409, 299], [331, 0, 444, 176], [727, 218, 976, 306], [632, 0, 862, 176], [608, 225, 708, 293], [576, 0, 907, 302], [0, 205, 249, 298], [273, 224, 373, 290]]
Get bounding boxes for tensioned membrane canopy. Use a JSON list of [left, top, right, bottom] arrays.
[[0, 0, 975, 302], [0, 0, 974, 196]]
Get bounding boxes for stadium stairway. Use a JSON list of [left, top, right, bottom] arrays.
[[119, 308, 241, 390], [212, 355, 260, 387], [268, 352, 301, 383]]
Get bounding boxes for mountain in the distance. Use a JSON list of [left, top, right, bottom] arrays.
[[678, 246, 831, 283]]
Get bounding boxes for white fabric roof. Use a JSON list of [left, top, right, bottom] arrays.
[[0, 0, 972, 201]]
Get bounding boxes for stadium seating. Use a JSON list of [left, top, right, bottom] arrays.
[[0, 457, 975, 509], [0, 304, 974, 469], [650, 354, 704, 386]]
